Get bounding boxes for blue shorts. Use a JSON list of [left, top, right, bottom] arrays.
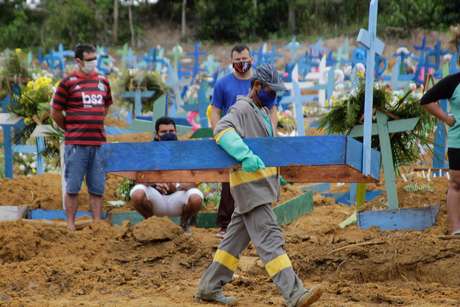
[[64, 145, 107, 196]]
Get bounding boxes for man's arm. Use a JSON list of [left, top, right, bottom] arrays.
[[105, 79, 113, 116], [50, 108, 65, 129], [422, 103, 456, 126], [269, 105, 278, 135], [210, 105, 222, 130], [420, 73, 460, 127], [214, 106, 265, 173], [50, 79, 68, 130], [211, 79, 225, 130]]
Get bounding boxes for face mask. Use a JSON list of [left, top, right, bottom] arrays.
[[81, 60, 97, 74], [233, 61, 252, 74], [158, 132, 178, 141], [257, 88, 276, 107]]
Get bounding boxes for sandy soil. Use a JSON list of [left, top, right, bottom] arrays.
[[0, 170, 458, 306]]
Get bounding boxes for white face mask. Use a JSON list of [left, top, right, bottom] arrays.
[[81, 59, 97, 73]]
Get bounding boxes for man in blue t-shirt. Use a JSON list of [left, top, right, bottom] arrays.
[[210, 45, 278, 238]]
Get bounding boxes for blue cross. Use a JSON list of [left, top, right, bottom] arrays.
[[309, 39, 325, 59], [426, 40, 448, 79], [45, 44, 74, 76], [171, 44, 184, 69], [187, 42, 207, 80], [449, 52, 459, 74], [285, 37, 300, 63], [357, 0, 384, 176], [124, 48, 137, 69], [412, 36, 432, 84], [143, 47, 158, 70], [336, 39, 351, 65], [203, 55, 220, 75], [96, 46, 111, 75]]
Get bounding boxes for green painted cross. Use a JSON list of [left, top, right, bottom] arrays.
[[349, 113, 420, 209]]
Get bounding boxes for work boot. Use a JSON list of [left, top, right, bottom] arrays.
[[195, 291, 237, 305], [294, 286, 323, 307]]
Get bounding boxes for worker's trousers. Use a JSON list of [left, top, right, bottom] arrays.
[[197, 204, 307, 307]]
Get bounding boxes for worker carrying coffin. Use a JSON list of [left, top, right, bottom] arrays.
[[195, 64, 322, 307]]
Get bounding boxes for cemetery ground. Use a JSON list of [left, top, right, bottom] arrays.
[[2, 27, 460, 305], [0, 169, 459, 306]]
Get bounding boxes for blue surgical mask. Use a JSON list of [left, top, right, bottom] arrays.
[[257, 88, 276, 107], [158, 132, 177, 141]]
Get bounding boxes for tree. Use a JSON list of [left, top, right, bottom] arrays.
[[0, 0, 42, 48], [288, 0, 295, 34], [120, 0, 159, 47], [181, 0, 187, 39], [113, 0, 119, 44]]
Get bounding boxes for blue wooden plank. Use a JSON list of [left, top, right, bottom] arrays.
[[111, 211, 144, 225], [2, 125, 13, 178], [0, 95, 10, 112], [12, 144, 37, 154], [345, 137, 381, 180], [322, 189, 383, 205], [35, 136, 45, 174], [357, 205, 439, 231], [104, 136, 349, 172], [357, 0, 383, 176], [28, 209, 108, 220], [105, 126, 138, 135], [432, 99, 448, 169], [135, 115, 191, 127]]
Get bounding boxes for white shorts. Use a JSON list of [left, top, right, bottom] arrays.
[[129, 184, 204, 217]]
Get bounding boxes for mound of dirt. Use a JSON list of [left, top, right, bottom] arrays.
[[132, 217, 182, 243], [0, 173, 124, 210], [105, 117, 129, 128], [0, 153, 459, 305]]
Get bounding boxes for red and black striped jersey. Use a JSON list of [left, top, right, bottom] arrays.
[[52, 70, 113, 145]]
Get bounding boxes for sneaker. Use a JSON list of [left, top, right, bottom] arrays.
[[295, 286, 323, 307], [215, 228, 226, 239], [195, 291, 237, 305]]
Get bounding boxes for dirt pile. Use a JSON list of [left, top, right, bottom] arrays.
[[282, 204, 460, 306], [0, 219, 216, 306], [0, 166, 459, 305], [0, 173, 124, 210], [132, 217, 182, 242]]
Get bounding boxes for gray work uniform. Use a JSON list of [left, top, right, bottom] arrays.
[[197, 96, 307, 307]]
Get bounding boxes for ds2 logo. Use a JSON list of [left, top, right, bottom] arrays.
[[82, 92, 103, 106]]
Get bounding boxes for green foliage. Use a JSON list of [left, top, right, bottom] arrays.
[[116, 178, 136, 201], [199, 183, 221, 210], [195, 0, 258, 41], [13, 76, 55, 125], [1, 0, 460, 46], [0, 49, 31, 98], [115, 69, 168, 112], [319, 83, 436, 169], [0, 1, 41, 48], [41, 0, 111, 48]]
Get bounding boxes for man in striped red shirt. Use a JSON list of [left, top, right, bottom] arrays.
[[51, 44, 112, 231]]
